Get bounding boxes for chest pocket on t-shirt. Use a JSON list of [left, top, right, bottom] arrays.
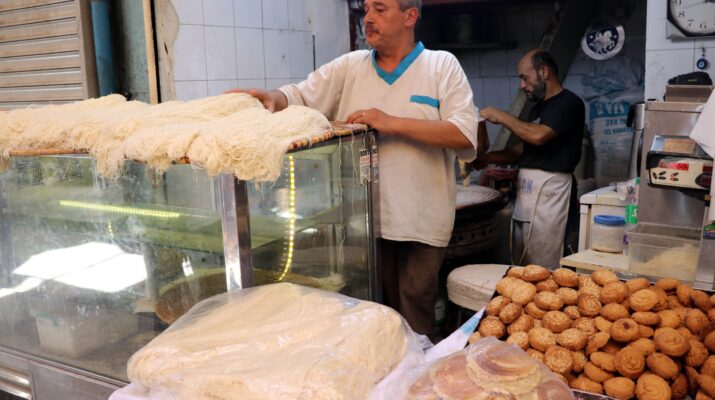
[[409, 95, 440, 119]]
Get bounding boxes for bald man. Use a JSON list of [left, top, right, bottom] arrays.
[[475, 49, 585, 269]]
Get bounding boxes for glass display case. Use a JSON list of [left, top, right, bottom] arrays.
[[0, 130, 378, 394]]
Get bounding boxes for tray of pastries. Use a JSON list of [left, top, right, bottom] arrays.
[[472, 265, 715, 400]]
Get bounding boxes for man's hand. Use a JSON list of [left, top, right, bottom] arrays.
[[224, 88, 287, 112], [472, 153, 491, 170], [479, 107, 509, 125], [345, 108, 397, 134]]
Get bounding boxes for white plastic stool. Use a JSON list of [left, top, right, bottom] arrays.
[[447, 264, 510, 312]]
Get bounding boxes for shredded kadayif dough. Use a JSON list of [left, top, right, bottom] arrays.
[[0, 94, 331, 181], [127, 283, 408, 400]]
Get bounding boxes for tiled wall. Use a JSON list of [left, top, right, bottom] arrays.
[[645, 0, 715, 100], [170, 0, 350, 101]]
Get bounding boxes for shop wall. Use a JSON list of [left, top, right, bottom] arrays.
[[169, 0, 350, 101], [644, 0, 715, 100]]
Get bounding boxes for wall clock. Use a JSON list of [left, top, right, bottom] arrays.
[[668, 0, 715, 38]]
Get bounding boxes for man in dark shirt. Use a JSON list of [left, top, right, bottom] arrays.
[[475, 49, 585, 268]]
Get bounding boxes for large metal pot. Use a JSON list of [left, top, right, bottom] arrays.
[[446, 186, 507, 260]]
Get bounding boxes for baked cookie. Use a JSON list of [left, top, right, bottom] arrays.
[[647, 352, 680, 380], [614, 347, 646, 379], [692, 289, 712, 312], [507, 314, 534, 335], [654, 327, 690, 357], [556, 287, 579, 306], [524, 302, 546, 319], [553, 268, 579, 287], [534, 292, 564, 311], [557, 328, 588, 351], [600, 282, 629, 304], [636, 373, 671, 400], [544, 345, 574, 375], [499, 303, 523, 324], [629, 338, 656, 356], [686, 308, 710, 335], [507, 267, 525, 279], [479, 316, 506, 338], [654, 278, 680, 291], [529, 326, 557, 352], [536, 278, 559, 293], [573, 350, 588, 373], [590, 351, 616, 372], [570, 375, 604, 394], [592, 269, 619, 286], [658, 309, 681, 329], [676, 284, 692, 306], [523, 264, 550, 283], [686, 339, 709, 367], [486, 296, 511, 316], [527, 348, 544, 362], [611, 318, 641, 342], [625, 277, 650, 294], [511, 281, 537, 305], [543, 311, 572, 333], [604, 377, 636, 400], [631, 289, 659, 312], [578, 294, 602, 318], [564, 305, 580, 320], [601, 303, 630, 322], [586, 331, 611, 355], [632, 312, 661, 326], [506, 331, 529, 350], [671, 374, 689, 400], [572, 317, 597, 337], [595, 316, 613, 333], [640, 325, 655, 338], [584, 361, 614, 383]]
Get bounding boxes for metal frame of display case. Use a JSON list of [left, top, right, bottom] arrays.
[[0, 129, 380, 399]]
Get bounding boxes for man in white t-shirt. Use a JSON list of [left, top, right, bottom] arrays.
[[229, 0, 480, 336]]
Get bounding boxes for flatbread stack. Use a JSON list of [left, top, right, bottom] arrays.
[[407, 336, 574, 400]]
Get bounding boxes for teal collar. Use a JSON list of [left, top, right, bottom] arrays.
[[372, 41, 425, 85]]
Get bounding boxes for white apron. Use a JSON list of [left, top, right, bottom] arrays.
[[511, 168, 572, 268]]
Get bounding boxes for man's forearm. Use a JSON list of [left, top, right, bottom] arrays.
[[496, 113, 554, 146], [390, 118, 472, 149]]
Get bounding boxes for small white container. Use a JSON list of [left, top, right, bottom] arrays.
[[591, 215, 626, 253]]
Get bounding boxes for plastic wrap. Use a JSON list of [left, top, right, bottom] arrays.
[[124, 283, 421, 400], [396, 336, 575, 400]]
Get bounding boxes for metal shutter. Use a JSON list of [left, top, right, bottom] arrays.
[[0, 0, 97, 110]]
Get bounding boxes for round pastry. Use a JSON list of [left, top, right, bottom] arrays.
[[534, 319, 543, 328], [611, 318, 641, 342], [586, 332, 611, 355], [602, 341, 623, 355], [553, 268, 579, 287], [578, 294, 602, 318], [496, 277, 519, 297], [636, 373, 672, 400], [640, 325, 655, 338], [507, 267, 525, 279], [534, 292, 564, 311], [601, 303, 630, 322], [604, 377, 636, 400], [620, 297, 631, 310], [676, 284, 692, 306], [668, 295, 682, 310], [595, 316, 613, 333], [584, 361, 614, 383], [654, 327, 690, 357], [675, 307, 687, 324], [600, 282, 629, 304], [507, 314, 534, 335], [486, 296, 511, 316], [572, 317, 597, 337], [592, 269, 619, 286], [698, 374, 715, 398], [564, 305, 580, 320], [613, 347, 646, 379], [557, 328, 588, 351], [466, 338, 540, 390], [570, 375, 604, 394], [524, 302, 546, 319], [687, 366, 701, 394], [506, 331, 529, 350], [590, 351, 616, 372], [556, 287, 578, 306], [499, 303, 523, 325], [469, 332, 482, 345], [658, 309, 681, 329], [430, 352, 487, 400], [579, 277, 602, 298], [479, 316, 506, 338], [651, 287, 669, 311], [626, 277, 650, 294], [543, 311, 572, 333], [573, 350, 588, 373], [655, 278, 680, 291], [686, 308, 710, 335], [701, 356, 715, 377], [527, 348, 544, 362], [707, 308, 715, 322], [510, 281, 537, 305], [536, 378, 574, 400], [406, 374, 438, 400], [523, 264, 550, 283], [705, 331, 715, 353], [629, 338, 656, 356], [692, 289, 713, 312], [633, 312, 661, 326], [529, 327, 557, 352], [544, 345, 574, 375], [677, 326, 693, 340], [687, 339, 710, 367], [631, 289, 659, 312], [671, 374, 689, 400], [536, 278, 559, 293], [646, 352, 680, 380], [696, 390, 713, 400]]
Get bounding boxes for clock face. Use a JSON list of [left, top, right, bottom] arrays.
[[669, 0, 715, 36]]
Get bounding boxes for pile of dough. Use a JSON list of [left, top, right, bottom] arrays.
[[127, 283, 408, 400], [0, 94, 331, 182]]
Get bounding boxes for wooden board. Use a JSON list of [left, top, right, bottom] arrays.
[[560, 249, 629, 272]]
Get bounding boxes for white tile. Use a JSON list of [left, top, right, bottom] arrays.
[[171, 0, 203, 25], [479, 50, 507, 77], [290, 30, 314, 78], [262, 0, 288, 29], [205, 27, 237, 79], [208, 80, 238, 96], [234, 0, 262, 28], [288, 0, 311, 31], [646, 15, 694, 51], [647, 0, 666, 20], [175, 81, 208, 101], [311, 1, 350, 67], [266, 78, 291, 89], [645, 49, 696, 100], [695, 36, 715, 47], [237, 79, 266, 89], [173, 25, 207, 81], [482, 77, 512, 111], [203, 0, 233, 26], [509, 77, 521, 98], [459, 51, 480, 78], [236, 28, 265, 79], [468, 78, 484, 109], [264, 29, 291, 78], [505, 42, 538, 75]]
